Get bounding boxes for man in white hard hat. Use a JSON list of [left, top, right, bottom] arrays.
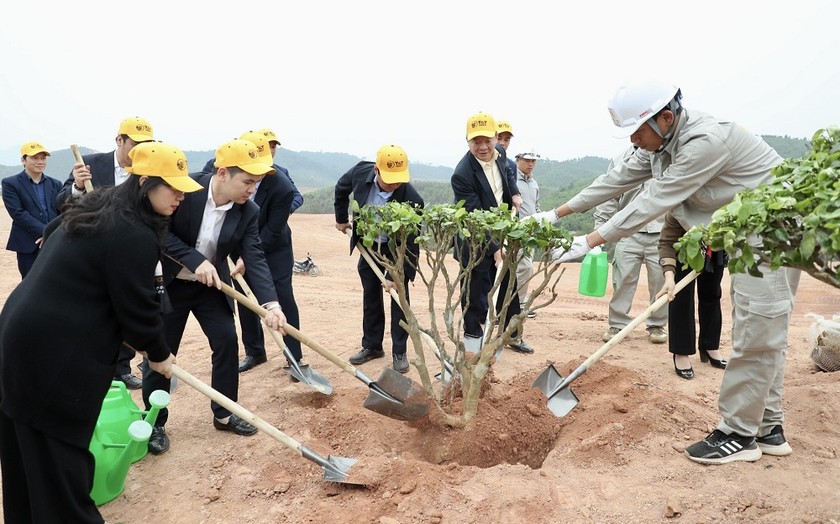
[[535, 80, 799, 465]]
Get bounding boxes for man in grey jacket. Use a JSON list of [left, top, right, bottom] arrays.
[[593, 146, 667, 345], [541, 80, 799, 465]]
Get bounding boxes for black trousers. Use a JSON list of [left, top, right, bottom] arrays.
[[357, 247, 409, 355], [16, 250, 39, 279], [142, 280, 240, 425], [0, 411, 103, 523], [238, 270, 303, 361], [462, 261, 521, 339], [114, 344, 136, 377], [668, 256, 725, 356]]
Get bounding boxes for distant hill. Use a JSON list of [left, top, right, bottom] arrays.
[[0, 134, 812, 217]]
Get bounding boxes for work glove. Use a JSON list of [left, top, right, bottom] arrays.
[[552, 235, 592, 263], [525, 210, 559, 224]]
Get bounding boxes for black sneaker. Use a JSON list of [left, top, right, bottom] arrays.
[[756, 426, 793, 456], [685, 430, 761, 464]]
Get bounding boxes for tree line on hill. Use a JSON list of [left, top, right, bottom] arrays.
[[0, 135, 809, 234]]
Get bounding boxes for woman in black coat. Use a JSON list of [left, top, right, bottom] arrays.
[[0, 142, 201, 523]]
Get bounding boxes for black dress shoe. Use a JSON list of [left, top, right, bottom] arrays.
[[116, 373, 142, 390], [348, 347, 385, 365], [238, 354, 267, 373], [509, 340, 535, 354], [148, 426, 169, 454], [392, 353, 409, 374], [213, 414, 257, 436]]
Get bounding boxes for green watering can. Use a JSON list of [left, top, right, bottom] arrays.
[[89, 381, 170, 506]]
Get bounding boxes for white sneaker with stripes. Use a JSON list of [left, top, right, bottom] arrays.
[[685, 430, 762, 464]]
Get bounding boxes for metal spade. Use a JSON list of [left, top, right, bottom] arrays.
[[533, 271, 701, 417]]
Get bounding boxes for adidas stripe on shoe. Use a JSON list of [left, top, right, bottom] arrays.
[[685, 430, 762, 465], [756, 426, 793, 456]]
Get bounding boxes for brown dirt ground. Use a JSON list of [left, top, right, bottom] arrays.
[[1, 211, 839, 524]]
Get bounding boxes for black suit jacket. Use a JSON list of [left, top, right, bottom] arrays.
[[2, 170, 61, 253], [56, 150, 119, 209], [450, 148, 517, 265], [0, 215, 170, 448], [162, 173, 277, 310], [334, 161, 424, 281], [252, 171, 296, 279]]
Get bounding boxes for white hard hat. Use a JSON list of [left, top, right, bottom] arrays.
[[607, 81, 680, 138]]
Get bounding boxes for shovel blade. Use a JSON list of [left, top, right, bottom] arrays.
[[531, 364, 580, 417], [363, 368, 429, 421], [300, 446, 362, 485], [321, 455, 361, 484], [284, 363, 333, 395]]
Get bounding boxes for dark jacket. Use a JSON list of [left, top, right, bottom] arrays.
[[0, 215, 170, 448], [162, 172, 277, 310], [450, 148, 516, 266], [251, 170, 297, 279], [2, 170, 61, 253], [333, 161, 425, 281], [56, 150, 119, 209]]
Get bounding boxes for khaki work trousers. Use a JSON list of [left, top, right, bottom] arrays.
[[717, 265, 801, 437], [608, 232, 666, 329]]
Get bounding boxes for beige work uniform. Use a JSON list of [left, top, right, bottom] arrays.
[[568, 109, 798, 438]]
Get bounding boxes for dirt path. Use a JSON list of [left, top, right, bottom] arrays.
[[1, 212, 838, 523]]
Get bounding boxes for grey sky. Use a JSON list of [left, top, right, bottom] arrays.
[[1, 0, 837, 168]]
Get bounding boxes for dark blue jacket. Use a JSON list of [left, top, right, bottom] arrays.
[[2, 170, 62, 253]]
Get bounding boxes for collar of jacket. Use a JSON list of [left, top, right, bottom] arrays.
[[659, 108, 691, 157]]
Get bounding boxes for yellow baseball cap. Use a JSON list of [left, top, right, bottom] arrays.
[[375, 145, 410, 184], [214, 139, 275, 176], [258, 128, 281, 146], [118, 116, 154, 143], [496, 120, 514, 137], [126, 142, 203, 193], [239, 131, 274, 168], [20, 141, 50, 157], [466, 112, 497, 141]]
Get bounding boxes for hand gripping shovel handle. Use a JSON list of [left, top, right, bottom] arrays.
[[346, 230, 456, 377], [551, 270, 701, 394], [170, 363, 360, 484], [70, 144, 95, 193]]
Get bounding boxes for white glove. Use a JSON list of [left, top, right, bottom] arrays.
[[552, 235, 592, 263], [526, 210, 559, 224]]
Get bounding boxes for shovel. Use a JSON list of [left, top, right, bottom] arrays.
[[226, 258, 332, 395], [169, 363, 361, 484], [532, 270, 701, 417], [70, 144, 95, 192], [348, 231, 457, 383], [218, 281, 429, 422]]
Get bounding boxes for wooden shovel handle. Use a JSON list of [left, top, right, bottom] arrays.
[[579, 270, 701, 368], [70, 144, 95, 193], [226, 258, 290, 354], [217, 280, 357, 375], [169, 364, 304, 456]]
